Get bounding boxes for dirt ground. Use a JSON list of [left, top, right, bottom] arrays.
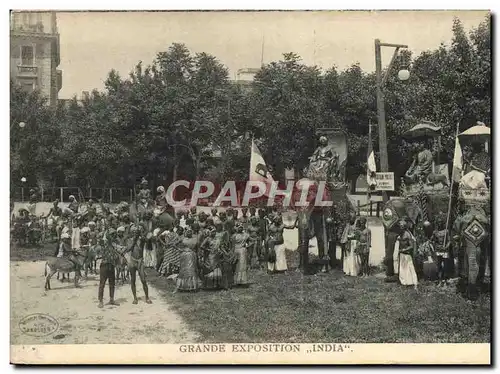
[[9, 213, 386, 346], [10, 261, 199, 345]]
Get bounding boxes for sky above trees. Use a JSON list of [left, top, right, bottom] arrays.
[[57, 10, 488, 99]]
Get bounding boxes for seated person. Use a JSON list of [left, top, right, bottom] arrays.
[[307, 136, 337, 178], [404, 141, 433, 184], [460, 143, 490, 190]]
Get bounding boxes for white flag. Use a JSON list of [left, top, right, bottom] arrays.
[[367, 122, 377, 190], [367, 150, 377, 188], [249, 140, 274, 196], [452, 136, 463, 183]]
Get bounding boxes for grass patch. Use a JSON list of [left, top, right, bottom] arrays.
[[148, 251, 491, 343], [13, 242, 490, 343]]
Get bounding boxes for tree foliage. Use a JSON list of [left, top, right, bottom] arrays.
[[10, 17, 490, 191]]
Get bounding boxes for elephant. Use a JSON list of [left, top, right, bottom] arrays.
[[293, 179, 353, 274], [381, 197, 422, 280], [452, 205, 490, 300]]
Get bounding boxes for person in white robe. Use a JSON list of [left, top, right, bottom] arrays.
[[396, 220, 418, 290]]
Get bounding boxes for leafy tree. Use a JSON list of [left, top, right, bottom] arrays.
[[10, 81, 62, 190], [251, 52, 324, 179], [10, 17, 490, 194]]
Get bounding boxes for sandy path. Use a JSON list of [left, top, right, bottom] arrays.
[[10, 261, 198, 345]]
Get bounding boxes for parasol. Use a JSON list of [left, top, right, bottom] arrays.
[[402, 121, 442, 139], [458, 122, 490, 144]]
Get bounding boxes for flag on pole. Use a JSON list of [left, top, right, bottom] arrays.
[[367, 121, 377, 191], [452, 135, 463, 183], [249, 139, 275, 197]]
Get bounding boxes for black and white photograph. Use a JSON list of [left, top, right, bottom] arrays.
[[9, 9, 491, 364]]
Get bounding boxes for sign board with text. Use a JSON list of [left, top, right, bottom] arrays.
[[375, 172, 395, 191]]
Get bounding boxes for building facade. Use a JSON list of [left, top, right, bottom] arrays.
[[10, 11, 62, 106]]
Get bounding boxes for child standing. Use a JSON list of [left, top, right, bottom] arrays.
[[341, 213, 360, 276], [358, 217, 371, 277]]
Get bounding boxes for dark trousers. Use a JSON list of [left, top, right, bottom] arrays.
[[360, 252, 370, 275], [98, 262, 116, 301], [385, 231, 399, 276]]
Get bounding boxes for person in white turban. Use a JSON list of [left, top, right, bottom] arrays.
[[68, 195, 79, 213], [57, 233, 71, 258]]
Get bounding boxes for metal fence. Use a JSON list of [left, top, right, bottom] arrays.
[[11, 187, 135, 203]]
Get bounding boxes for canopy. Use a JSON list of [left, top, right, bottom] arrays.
[[458, 123, 490, 144], [402, 121, 442, 139]]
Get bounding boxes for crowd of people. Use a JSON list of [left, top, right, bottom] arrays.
[[30, 187, 302, 307], [13, 175, 470, 307]]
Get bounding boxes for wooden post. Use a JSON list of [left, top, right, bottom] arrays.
[[41, 187, 44, 202], [375, 39, 408, 203], [21, 187, 24, 202], [60, 187, 63, 203], [130, 189, 133, 202], [89, 188, 92, 199], [109, 189, 113, 203], [369, 201, 373, 216], [375, 39, 388, 203]]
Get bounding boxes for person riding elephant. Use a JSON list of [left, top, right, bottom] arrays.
[[404, 141, 433, 185], [306, 136, 339, 181], [452, 204, 490, 300]]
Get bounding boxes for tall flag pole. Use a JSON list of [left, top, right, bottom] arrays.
[[443, 122, 462, 249]]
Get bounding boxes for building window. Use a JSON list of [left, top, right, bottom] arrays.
[[20, 45, 34, 66], [20, 81, 35, 93]]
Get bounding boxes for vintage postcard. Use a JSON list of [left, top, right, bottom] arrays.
[[9, 10, 491, 365]]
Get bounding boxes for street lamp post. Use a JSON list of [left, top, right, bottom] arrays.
[[375, 39, 409, 202], [21, 177, 27, 202]]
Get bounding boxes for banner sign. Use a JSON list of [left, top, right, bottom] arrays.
[[375, 172, 395, 191]]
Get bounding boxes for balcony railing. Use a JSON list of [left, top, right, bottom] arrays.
[[17, 65, 38, 76]]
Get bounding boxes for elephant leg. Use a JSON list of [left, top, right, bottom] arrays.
[[328, 238, 337, 269], [476, 242, 488, 285], [310, 214, 325, 259], [465, 243, 480, 300], [466, 244, 479, 285], [298, 226, 310, 273]]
